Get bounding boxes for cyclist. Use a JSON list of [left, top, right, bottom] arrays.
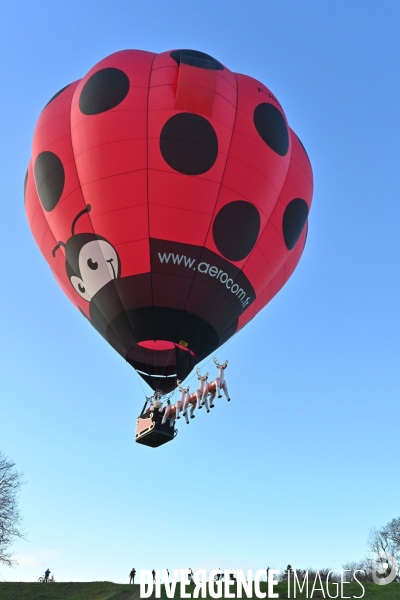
[[44, 568, 51, 582]]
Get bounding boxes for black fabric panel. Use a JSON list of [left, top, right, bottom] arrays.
[[170, 49, 224, 70], [150, 238, 255, 322], [89, 274, 153, 336], [160, 113, 218, 175], [129, 360, 177, 378], [79, 68, 130, 115], [151, 272, 193, 310], [253, 103, 289, 156], [176, 346, 196, 381], [295, 133, 310, 162], [126, 345, 177, 373], [34, 151, 65, 212], [126, 344, 196, 392], [180, 55, 215, 70], [136, 372, 177, 394], [212, 201, 261, 261], [44, 84, 71, 108], [23, 169, 28, 205], [85, 241, 255, 383], [282, 198, 309, 251]]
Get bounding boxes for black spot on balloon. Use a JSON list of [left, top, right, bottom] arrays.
[[160, 113, 218, 175], [253, 103, 289, 156], [170, 49, 224, 70], [304, 222, 309, 248], [282, 198, 309, 250], [23, 169, 28, 205], [34, 151, 65, 212], [79, 68, 130, 115], [295, 133, 310, 162], [44, 84, 70, 108], [213, 201, 260, 261]]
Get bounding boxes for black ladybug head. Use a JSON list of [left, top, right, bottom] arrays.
[[52, 205, 120, 302]]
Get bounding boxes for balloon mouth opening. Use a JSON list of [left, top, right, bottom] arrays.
[[138, 340, 195, 356]]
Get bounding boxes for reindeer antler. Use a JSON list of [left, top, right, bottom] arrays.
[[213, 357, 219, 366], [196, 367, 202, 377], [178, 379, 190, 393]]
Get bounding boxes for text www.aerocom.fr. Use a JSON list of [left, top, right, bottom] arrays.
[[157, 252, 251, 308]]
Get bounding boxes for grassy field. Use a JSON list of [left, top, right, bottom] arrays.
[[0, 581, 136, 600], [0, 581, 400, 599]]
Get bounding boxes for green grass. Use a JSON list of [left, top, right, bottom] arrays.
[[0, 581, 137, 600], [0, 580, 399, 599]]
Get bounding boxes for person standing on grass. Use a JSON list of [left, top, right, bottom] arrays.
[[152, 569, 156, 582], [44, 568, 51, 582], [129, 567, 136, 584]]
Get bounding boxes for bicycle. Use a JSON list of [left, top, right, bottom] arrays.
[[38, 574, 55, 582]]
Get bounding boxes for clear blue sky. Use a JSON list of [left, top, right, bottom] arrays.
[[1, 0, 399, 584]]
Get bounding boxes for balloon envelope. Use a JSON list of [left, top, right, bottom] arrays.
[[25, 49, 313, 392]]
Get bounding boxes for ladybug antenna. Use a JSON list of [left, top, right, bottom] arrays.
[[52, 241, 66, 257], [71, 204, 92, 236]]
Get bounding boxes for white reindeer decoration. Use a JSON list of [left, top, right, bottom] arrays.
[[195, 368, 209, 411], [175, 380, 190, 421], [213, 358, 230, 403], [200, 358, 230, 408], [181, 383, 195, 425]]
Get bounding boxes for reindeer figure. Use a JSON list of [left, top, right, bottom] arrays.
[[180, 384, 193, 425], [176, 380, 190, 421], [200, 376, 213, 411], [195, 368, 209, 411], [212, 358, 230, 402]]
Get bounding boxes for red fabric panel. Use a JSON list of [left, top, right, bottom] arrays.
[[70, 49, 154, 203], [31, 82, 97, 275], [147, 58, 237, 248], [174, 62, 216, 117], [149, 203, 212, 246], [115, 238, 150, 277], [90, 204, 148, 245], [148, 170, 220, 216], [69, 50, 155, 281]]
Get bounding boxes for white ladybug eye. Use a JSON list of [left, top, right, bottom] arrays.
[[73, 240, 119, 301], [71, 276, 91, 301], [87, 258, 98, 270]]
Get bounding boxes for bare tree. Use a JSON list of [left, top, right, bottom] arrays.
[[342, 559, 373, 582], [0, 453, 24, 566], [369, 524, 399, 561], [385, 517, 400, 548], [367, 519, 400, 582]]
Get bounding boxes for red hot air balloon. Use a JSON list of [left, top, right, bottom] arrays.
[[25, 49, 313, 402]]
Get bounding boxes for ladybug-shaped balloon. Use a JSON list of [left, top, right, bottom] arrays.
[[24, 49, 313, 393]]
